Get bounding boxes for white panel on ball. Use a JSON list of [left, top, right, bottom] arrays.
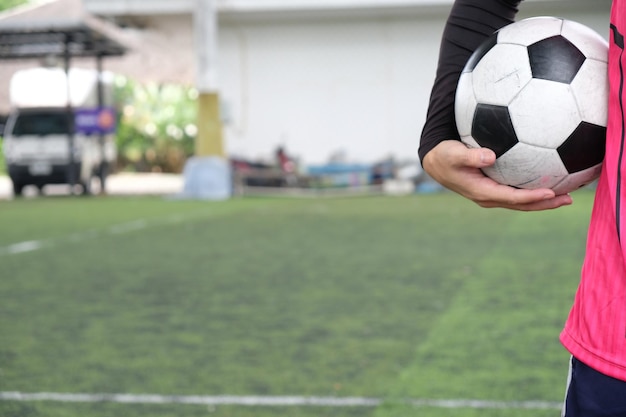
[[455, 72, 477, 137], [495, 143, 568, 189], [561, 20, 609, 62], [509, 79, 581, 149], [552, 165, 602, 195], [472, 44, 532, 105], [497, 16, 563, 46], [571, 59, 609, 126], [481, 165, 507, 186]]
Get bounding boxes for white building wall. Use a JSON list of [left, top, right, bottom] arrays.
[[218, 8, 611, 164], [219, 17, 444, 164]]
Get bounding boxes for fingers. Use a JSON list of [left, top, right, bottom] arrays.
[[513, 194, 573, 211], [476, 188, 573, 211], [422, 140, 574, 212], [470, 180, 553, 206]]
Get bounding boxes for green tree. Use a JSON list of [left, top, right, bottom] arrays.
[[114, 77, 198, 173], [0, 0, 28, 11]]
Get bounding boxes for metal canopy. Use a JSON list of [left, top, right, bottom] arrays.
[[0, 19, 126, 60]]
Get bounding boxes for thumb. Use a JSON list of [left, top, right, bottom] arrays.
[[464, 147, 496, 168]]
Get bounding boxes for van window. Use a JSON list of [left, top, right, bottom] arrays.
[[12, 112, 70, 136]]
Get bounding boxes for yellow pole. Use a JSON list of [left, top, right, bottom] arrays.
[[195, 92, 224, 156]]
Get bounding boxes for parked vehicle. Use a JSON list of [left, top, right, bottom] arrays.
[[3, 67, 117, 196]]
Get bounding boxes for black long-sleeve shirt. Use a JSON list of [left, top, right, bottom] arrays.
[[418, 0, 523, 162]]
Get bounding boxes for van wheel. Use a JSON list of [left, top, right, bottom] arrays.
[[12, 182, 24, 197]]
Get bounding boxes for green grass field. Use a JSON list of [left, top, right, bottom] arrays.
[[0, 191, 594, 417]]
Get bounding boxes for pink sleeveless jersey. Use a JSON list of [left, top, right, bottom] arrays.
[[559, 0, 626, 381]]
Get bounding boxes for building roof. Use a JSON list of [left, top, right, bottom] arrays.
[[0, 0, 132, 113], [0, 0, 127, 59], [0, 21, 126, 60], [84, 0, 453, 15], [0, 0, 195, 95], [83, 0, 583, 17]]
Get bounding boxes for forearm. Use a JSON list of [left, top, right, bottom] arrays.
[[418, 0, 522, 162]]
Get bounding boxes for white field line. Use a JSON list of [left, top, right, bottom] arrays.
[[0, 212, 208, 257], [0, 392, 562, 410], [108, 219, 148, 234], [3, 240, 43, 255]]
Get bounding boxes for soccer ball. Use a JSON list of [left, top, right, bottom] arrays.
[[455, 16, 608, 195]]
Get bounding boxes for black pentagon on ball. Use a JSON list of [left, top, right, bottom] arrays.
[[557, 122, 606, 173], [528, 35, 586, 84], [472, 103, 519, 158]]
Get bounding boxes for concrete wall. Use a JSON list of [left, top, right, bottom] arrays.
[[217, 16, 438, 163]]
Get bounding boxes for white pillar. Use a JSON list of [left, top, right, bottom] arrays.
[[194, 0, 219, 93], [183, 0, 230, 200]]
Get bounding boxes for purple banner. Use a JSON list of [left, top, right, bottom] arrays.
[[74, 107, 117, 134]]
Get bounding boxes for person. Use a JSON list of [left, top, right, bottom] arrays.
[[419, 1, 626, 415], [275, 146, 298, 186]]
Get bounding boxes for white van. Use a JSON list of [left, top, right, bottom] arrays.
[[3, 67, 117, 196]]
